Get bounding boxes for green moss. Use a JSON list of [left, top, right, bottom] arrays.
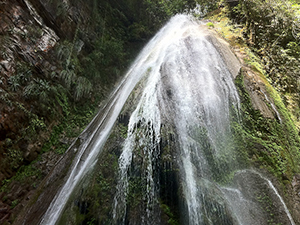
[[57, 149, 118, 224], [58, 204, 85, 225], [160, 203, 179, 225], [127, 176, 145, 207], [41, 102, 97, 155], [3, 148, 23, 170], [244, 48, 266, 76], [119, 123, 128, 139], [0, 180, 9, 193], [234, 69, 300, 182], [206, 22, 215, 28], [255, 191, 284, 225]]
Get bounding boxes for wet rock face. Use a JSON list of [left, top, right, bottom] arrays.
[[291, 174, 300, 224], [242, 69, 278, 119], [0, 0, 147, 223], [230, 170, 292, 225], [27, 0, 80, 39], [0, 0, 102, 187], [0, 149, 62, 225], [0, 0, 59, 77], [0, 1, 65, 222]]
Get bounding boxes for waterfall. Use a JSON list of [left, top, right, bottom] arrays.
[[111, 14, 241, 224], [40, 14, 295, 225]]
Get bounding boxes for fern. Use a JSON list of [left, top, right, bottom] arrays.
[[55, 92, 70, 116], [8, 75, 20, 92], [0, 89, 12, 106], [23, 79, 51, 103], [74, 76, 92, 101], [60, 69, 77, 89], [56, 41, 72, 61]]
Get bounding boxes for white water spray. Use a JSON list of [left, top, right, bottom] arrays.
[[40, 14, 295, 225], [112, 14, 241, 225], [39, 15, 186, 225]]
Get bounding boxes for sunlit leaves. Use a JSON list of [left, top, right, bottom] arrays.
[[233, 0, 300, 93]]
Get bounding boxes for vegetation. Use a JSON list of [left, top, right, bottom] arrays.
[[56, 120, 123, 225], [0, 0, 218, 182], [231, 0, 300, 93], [2, 1, 209, 222], [202, 1, 300, 183], [2, 0, 300, 223]]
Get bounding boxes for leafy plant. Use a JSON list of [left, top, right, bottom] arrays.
[[60, 69, 77, 89], [232, 0, 300, 93], [74, 76, 92, 101], [4, 148, 23, 170], [11, 199, 19, 209], [23, 78, 51, 102], [56, 41, 72, 62], [29, 116, 46, 132], [8, 75, 21, 92]]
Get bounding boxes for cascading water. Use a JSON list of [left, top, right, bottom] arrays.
[[112, 14, 241, 224], [40, 14, 296, 225]]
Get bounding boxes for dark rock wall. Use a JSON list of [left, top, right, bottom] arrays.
[[0, 0, 183, 223], [0, 0, 60, 185], [0, 0, 151, 223]]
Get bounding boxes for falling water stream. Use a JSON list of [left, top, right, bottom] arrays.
[[40, 15, 295, 225]]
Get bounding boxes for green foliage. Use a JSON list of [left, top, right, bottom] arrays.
[[55, 92, 70, 117], [0, 164, 42, 195], [145, 0, 196, 26], [195, 0, 219, 14], [86, 218, 96, 225], [11, 199, 19, 209], [0, 89, 12, 106], [56, 41, 72, 62], [128, 22, 149, 41], [41, 124, 69, 154], [60, 69, 77, 89], [118, 123, 128, 139], [161, 203, 179, 225], [29, 116, 46, 132], [98, 37, 125, 67], [41, 101, 96, 154], [14, 164, 42, 182], [8, 75, 21, 92], [23, 78, 52, 103], [206, 22, 214, 28], [8, 62, 33, 92], [74, 76, 92, 101], [14, 102, 47, 138], [82, 35, 126, 85], [3, 148, 23, 170], [0, 179, 9, 193], [232, 0, 300, 93]]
